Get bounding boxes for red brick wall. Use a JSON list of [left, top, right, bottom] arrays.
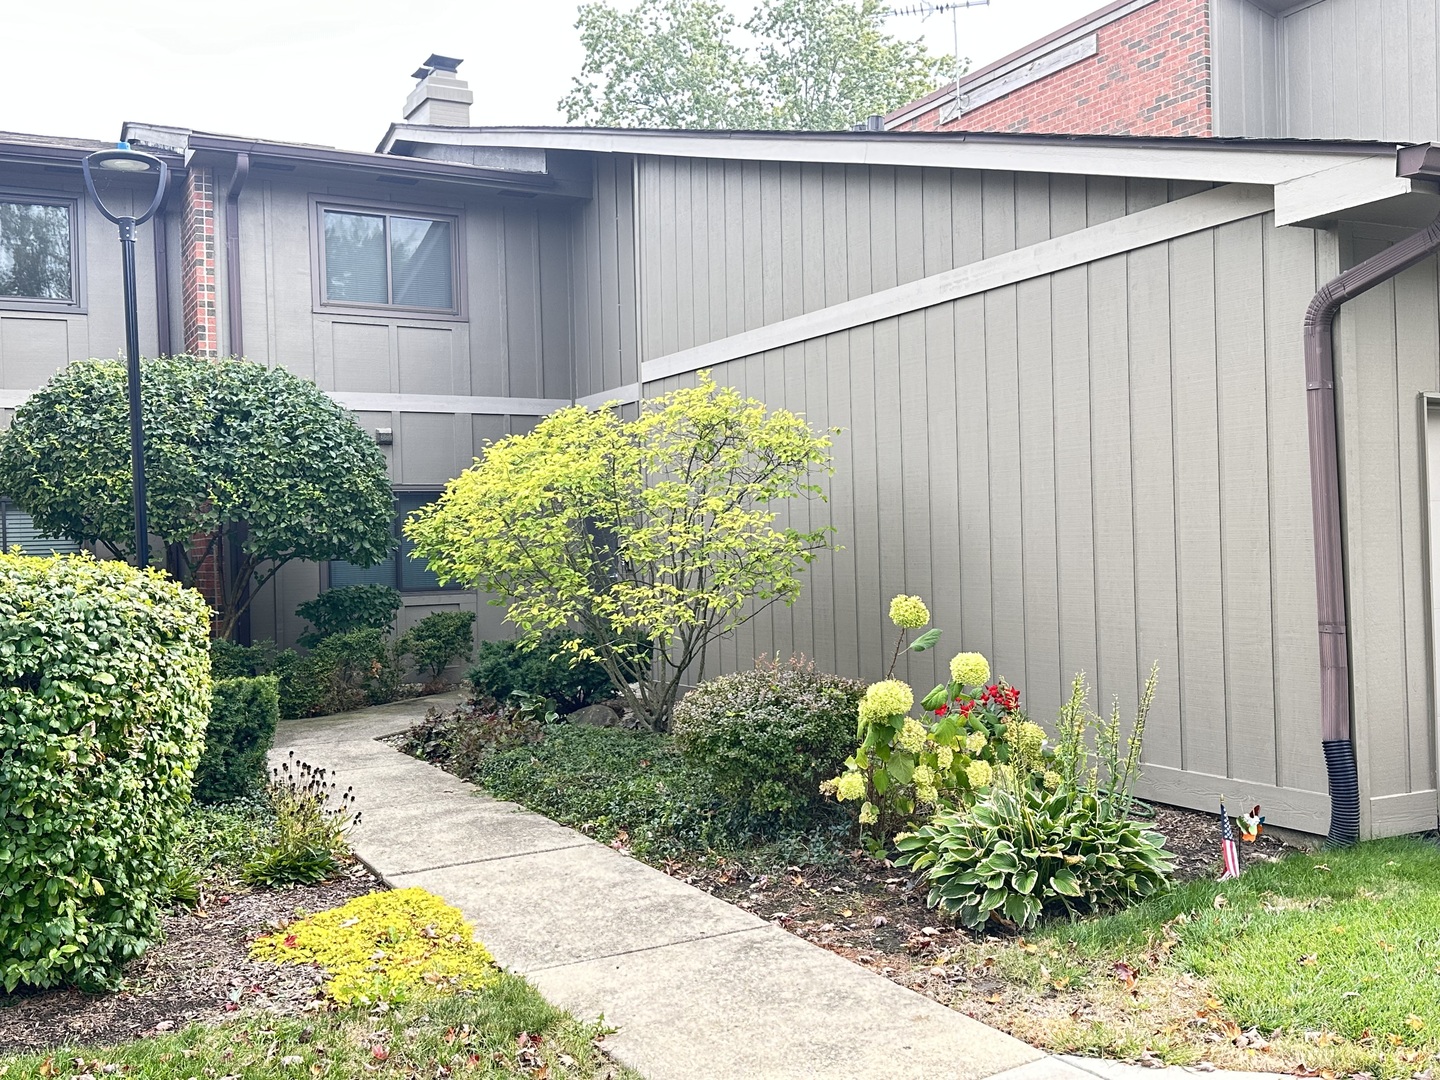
[[893, 0, 1210, 137], [181, 166, 219, 357]]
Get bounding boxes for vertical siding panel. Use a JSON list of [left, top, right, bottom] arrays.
[[502, 207, 541, 399], [846, 167, 882, 674], [724, 160, 746, 339], [1170, 230, 1226, 777], [760, 162, 784, 329], [1414, 0, 1438, 140], [823, 164, 856, 677], [639, 157, 662, 364], [1394, 256, 1439, 795], [781, 163, 805, 320], [537, 211, 573, 400], [1127, 237, 1181, 769], [1086, 176, 1137, 719], [596, 158, 622, 393], [615, 157, 639, 387], [1214, 217, 1278, 786], [1264, 222, 1326, 796], [956, 294, 992, 657], [659, 159, 680, 356], [689, 158, 710, 348]]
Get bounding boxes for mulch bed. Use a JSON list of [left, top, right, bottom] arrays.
[[0, 864, 378, 1055], [659, 803, 1298, 1006]]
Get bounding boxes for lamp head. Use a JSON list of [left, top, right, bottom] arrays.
[[82, 143, 169, 227]]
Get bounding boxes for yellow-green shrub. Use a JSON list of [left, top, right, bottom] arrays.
[[0, 554, 212, 991], [251, 887, 496, 1004]]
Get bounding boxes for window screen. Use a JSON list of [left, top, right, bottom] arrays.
[[329, 490, 460, 593], [0, 199, 73, 301], [322, 207, 455, 311], [0, 501, 80, 556]]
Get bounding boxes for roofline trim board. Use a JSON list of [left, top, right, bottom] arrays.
[[381, 125, 1397, 187], [639, 182, 1275, 383]]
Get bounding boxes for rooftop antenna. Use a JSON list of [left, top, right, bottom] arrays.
[[887, 0, 991, 121]]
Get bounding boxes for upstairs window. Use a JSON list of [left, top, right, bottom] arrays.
[[0, 500, 80, 556], [320, 206, 457, 314], [0, 197, 76, 305]]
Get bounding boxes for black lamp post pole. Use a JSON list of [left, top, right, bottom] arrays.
[[82, 145, 168, 570], [117, 215, 149, 568]]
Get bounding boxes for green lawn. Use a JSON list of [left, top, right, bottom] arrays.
[[991, 837, 1440, 1076], [0, 974, 634, 1079]]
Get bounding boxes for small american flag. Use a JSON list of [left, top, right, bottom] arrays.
[[1218, 801, 1242, 881]]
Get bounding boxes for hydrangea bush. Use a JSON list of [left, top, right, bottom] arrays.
[[823, 595, 1054, 834]]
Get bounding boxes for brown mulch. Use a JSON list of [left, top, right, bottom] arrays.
[[0, 864, 378, 1055], [659, 802, 1299, 1003]]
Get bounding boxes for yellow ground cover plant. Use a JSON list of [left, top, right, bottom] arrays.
[[251, 887, 497, 1004]]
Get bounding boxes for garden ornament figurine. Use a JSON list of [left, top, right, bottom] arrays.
[[1238, 805, 1265, 843]]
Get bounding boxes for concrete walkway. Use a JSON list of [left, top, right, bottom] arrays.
[[270, 696, 1280, 1080]]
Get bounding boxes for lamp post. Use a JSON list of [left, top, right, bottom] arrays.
[[82, 143, 168, 569]]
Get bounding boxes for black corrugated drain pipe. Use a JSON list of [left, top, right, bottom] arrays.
[[1304, 210, 1440, 847]]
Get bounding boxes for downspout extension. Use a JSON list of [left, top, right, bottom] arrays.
[[1303, 211, 1440, 847]]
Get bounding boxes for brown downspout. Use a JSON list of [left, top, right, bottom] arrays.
[[223, 152, 251, 643], [223, 152, 249, 358], [152, 176, 173, 357], [1304, 179, 1440, 845]]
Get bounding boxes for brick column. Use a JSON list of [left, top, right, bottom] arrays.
[[181, 166, 219, 358]]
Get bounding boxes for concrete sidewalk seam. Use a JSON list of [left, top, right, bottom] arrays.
[[523, 923, 769, 973], [382, 842, 597, 877]]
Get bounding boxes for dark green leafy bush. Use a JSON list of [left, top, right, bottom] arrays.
[[209, 633, 402, 720], [243, 754, 359, 887], [398, 701, 544, 777], [296, 585, 401, 647], [894, 785, 1173, 930], [0, 554, 211, 991], [400, 610, 476, 680], [672, 657, 866, 819], [193, 676, 280, 804], [468, 725, 850, 861], [467, 632, 613, 713]]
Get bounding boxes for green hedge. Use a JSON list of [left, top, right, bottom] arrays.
[[0, 554, 211, 992], [193, 676, 280, 804], [467, 632, 613, 713]]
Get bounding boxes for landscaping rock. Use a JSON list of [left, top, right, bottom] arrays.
[[567, 704, 621, 728]]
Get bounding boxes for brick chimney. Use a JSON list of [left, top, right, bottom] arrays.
[[403, 55, 473, 126]]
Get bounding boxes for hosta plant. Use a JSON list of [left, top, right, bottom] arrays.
[[895, 664, 1173, 930], [823, 594, 1054, 834], [894, 784, 1173, 930]]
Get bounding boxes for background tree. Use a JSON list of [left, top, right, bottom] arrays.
[[560, 0, 951, 130], [406, 375, 835, 731], [0, 355, 395, 639]]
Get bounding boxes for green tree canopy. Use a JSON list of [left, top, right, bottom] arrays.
[[405, 375, 835, 730], [0, 355, 395, 639], [560, 0, 951, 130]]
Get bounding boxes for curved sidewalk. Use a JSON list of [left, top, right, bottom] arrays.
[[270, 697, 1272, 1080]]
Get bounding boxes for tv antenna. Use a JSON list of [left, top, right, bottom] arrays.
[[887, 0, 991, 120]]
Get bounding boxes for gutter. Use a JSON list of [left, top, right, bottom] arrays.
[[1305, 142, 1440, 845], [224, 152, 249, 358]]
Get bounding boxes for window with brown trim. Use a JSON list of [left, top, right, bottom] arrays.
[[0, 195, 80, 308], [318, 204, 458, 314]]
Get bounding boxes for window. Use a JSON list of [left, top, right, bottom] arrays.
[[320, 206, 456, 313], [0, 197, 76, 304], [329, 490, 462, 593], [0, 500, 80, 556]]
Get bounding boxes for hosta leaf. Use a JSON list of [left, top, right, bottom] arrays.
[[1012, 867, 1039, 894]]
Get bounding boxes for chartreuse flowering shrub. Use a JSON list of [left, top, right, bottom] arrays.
[[823, 594, 1053, 833], [251, 887, 497, 1005], [895, 665, 1173, 930], [0, 554, 212, 991]]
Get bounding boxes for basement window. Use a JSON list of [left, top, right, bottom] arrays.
[[319, 204, 458, 314], [329, 490, 463, 593], [0, 499, 80, 556], [0, 196, 77, 306]]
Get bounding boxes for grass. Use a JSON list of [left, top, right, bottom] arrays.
[[0, 974, 635, 1079], [468, 724, 853, 866], [983, 837, 1440, 1077]]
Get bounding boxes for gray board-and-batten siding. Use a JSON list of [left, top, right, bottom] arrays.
[[587, 151, 1439, 838]]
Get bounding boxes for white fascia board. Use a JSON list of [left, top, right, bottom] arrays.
[[1273, 155, 1423, 226], [383, 124, 1392, 188], [328, 392, 571, 416], [641, 182, 1274, 383]]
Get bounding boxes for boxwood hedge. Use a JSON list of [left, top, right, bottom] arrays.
[[193, 675, 280, 804], [0, 554, 212, 991]]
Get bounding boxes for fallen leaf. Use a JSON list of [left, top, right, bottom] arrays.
[[1408, 1015, 1427, 1031], [370, 1046, 389, 1061], [1213, 895, 1229, 910], [1113, 961, 1139, 989]]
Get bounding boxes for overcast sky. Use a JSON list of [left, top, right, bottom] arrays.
[[3, 0, 1101, 152]]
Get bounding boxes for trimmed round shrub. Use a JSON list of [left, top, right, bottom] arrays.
[[0, 554, 212, 991], [672, 657, 866, 819], [467, 631, 613, 713], [193, 675, 280, 804], [295, 585, 401, 647]]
